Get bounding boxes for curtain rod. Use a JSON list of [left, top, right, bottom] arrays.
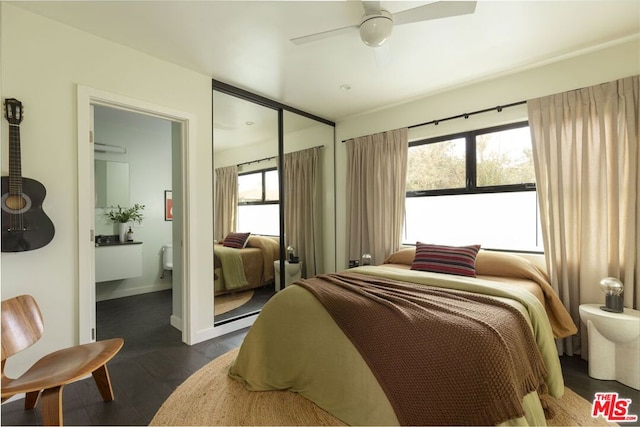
[[237, 155, 276, 168], [341, 100, 527, 143], [236, 144, 325, 167]]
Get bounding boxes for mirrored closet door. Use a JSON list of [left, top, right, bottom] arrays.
[[212, 86, 280, 325], [212, 81, 335, 327], [282, 111, 336, 281]]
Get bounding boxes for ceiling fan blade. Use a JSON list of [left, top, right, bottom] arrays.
[[392, 1, 477, 26], [362, 1, 382, 16], [290, 25, 358, 45]]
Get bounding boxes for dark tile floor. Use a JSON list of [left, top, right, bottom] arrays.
[[2, 289, 639, 426], [1, 290, 245, 426]]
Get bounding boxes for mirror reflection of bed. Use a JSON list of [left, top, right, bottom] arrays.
[[213, 234, 279, 324]]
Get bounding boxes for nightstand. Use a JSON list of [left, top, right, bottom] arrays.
[[579, 304, 640, 390], [274, 260, 302, 291]]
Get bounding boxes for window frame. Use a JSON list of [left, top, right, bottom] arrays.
[[238, 167, 279, 206], [406, 121, 535, 198]]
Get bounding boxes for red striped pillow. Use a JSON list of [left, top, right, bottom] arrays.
[[223, 232, 251, 249], [411, 242, 481, 277]]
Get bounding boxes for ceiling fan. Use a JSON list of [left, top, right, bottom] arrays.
[[291, 1, 477, 48]]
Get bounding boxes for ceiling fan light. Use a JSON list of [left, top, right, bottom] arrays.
[[359, 12, 393, 47]]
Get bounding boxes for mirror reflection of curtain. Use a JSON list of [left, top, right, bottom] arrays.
[[346, 128, 408, 265], [215, 165, 238, 241], [283, 147, 321, 278], [527, 76, 639, 356]]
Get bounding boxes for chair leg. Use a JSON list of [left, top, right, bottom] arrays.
[[24, 390, 40, 409], [92, 364, 115, 401], [40, 386, 63, 426]]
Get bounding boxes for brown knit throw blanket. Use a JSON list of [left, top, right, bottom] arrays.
[[296, 272, 549, 426]]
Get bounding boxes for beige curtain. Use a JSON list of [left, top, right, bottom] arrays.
[[346, 128, 408, 265], [528, 76, 639, 355], [214, 165, 238, 241], [283, 147, 321, 278]]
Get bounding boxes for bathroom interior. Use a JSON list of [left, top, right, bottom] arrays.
[[93, 105, 176, 314]]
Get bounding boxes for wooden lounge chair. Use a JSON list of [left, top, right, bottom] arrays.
[[1, 294, 123, 426]]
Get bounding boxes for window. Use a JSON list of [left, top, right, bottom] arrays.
[[476, 125, 535, 187], [237, 168, 279, 235], [404, 122, 542, 252], [406, 137, 466, 191]]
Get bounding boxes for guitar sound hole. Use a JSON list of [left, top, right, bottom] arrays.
[[1, 193, 32, 214]]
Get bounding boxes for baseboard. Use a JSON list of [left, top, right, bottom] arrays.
[[193, 314, 258, 344], [96, 283, 172, 301], [170, 314, 182, 331], [3, 393, 23, 404]]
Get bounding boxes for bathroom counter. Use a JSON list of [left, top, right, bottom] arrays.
[[95, 240, 143, 247]]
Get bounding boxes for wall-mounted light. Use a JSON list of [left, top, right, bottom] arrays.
[[600, 277, 624, 313], [94, 143, 126, 154]]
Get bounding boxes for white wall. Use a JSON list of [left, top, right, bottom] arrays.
[[94, 106, 174, 301], [0, 3, 214, 377], [334, 38, 640, 295]]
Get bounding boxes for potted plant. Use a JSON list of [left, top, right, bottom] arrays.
[[105, 204, 145, 242]]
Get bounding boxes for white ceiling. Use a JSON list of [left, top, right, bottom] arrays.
[[213, 89, 333, 152], [12, 1, 640, 122]]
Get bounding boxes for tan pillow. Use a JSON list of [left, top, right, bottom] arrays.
[[475, 250, 548, 280], [383, 247, 416, 265]]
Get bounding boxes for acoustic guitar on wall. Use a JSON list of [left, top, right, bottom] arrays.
[[2, 98, 55, 252]]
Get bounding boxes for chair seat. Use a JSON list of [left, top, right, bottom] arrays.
[[1, 338, 123, 397]]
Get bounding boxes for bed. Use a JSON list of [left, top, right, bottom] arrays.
[[214, 234, 280, 296], [228, 245, 578, 426]]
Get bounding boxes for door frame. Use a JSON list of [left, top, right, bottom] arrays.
[[77, 85, 197, 344]]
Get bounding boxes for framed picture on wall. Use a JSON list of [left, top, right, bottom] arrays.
[[164, 190, 173, 221]]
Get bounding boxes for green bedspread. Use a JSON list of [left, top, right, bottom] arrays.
[[229, 265, 564, 426], [213, 244, 248, 291]]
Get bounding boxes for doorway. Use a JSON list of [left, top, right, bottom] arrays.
[[77, 86, 196, 345], [93, 105, 176, 334]]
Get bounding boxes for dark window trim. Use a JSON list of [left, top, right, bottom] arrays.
[[239, 201, 280, 206], [238, 167, 279, 205], [407, 185, 536, 198], [408, 131, 469, 148], [407, 121, 534, 197]]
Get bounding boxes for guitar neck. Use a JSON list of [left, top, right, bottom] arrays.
[[8, 123, 22, 195]]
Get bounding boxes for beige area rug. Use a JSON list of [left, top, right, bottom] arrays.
[[214, 290, 254, 315], [151, 348, 618, 426]]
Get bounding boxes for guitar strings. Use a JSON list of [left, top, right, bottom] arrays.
[[7, 123, 24, 232]]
